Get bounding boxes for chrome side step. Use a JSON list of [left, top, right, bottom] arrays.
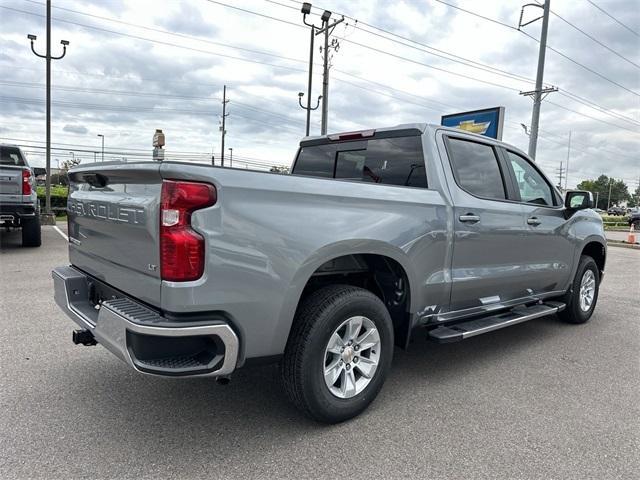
[[427, 301, 565, 344]]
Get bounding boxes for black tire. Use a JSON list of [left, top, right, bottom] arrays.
[[558, 255, 600, 324], [281, 285, 394, 424], [21, 216, 41, 247]]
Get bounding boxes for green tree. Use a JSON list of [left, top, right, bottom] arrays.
[[576, 175, 629, 209], [628, 184, 640, 208]]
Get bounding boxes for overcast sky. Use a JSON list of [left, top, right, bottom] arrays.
[[0, 0, 638, 188]]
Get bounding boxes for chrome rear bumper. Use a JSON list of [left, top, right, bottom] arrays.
[[52, 265, 239, 377]]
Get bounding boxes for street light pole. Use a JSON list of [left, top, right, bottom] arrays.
[[228, 147, 233, 168], [607, 178, 614, 210], [97, 134, 104, 162], [299, 3, 322, 137], [27, 0, 69, 216]]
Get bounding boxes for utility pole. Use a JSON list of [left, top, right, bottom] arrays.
[[27, 0, 69, 217], [564, 130, 572, 190], [316, 10, 344, 135], [299, 3, 322, 136], [220, 85, 229, 167], [607, 178, 614, 209], [97, 134, 104, 162], [556, 161, 564, 190], [518, 0, 556, 160], [228, 148, 233, 168], [595, 191, 599, 209]]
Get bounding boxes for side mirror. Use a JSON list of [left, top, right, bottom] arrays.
[[565, 190, 593, 210], [32, 167, 46, 176]]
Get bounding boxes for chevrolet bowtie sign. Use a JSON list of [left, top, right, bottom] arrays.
[[441, 106, 505, 140]]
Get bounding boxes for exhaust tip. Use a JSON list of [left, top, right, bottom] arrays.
[[72, 329, 97, 346]]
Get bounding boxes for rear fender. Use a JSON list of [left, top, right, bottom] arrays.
[[271, 239, 416, 354]]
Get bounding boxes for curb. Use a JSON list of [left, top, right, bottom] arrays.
[[607, 240, 640, 250]]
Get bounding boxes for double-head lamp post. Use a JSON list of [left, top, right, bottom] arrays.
[[299, 3, 321, 137], [27, 1, 69, 217]]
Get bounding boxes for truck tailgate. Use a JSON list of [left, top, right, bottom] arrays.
[[0, 166, 23, 197], [67, 163, 163, 306]]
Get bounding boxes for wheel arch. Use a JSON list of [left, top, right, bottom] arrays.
[[581, 239, 606, 277], [276, 240, 418, 353]]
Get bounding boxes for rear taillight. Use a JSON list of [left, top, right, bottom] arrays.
[[160, 180, 216, 282], [22, 169, 32, 195]]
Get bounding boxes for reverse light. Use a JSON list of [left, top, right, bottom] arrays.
[[160, 180, 216, 282], [22, 169, 32, 195]]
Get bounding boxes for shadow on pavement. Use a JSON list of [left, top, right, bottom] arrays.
[[47, 315, 563, 461], [0, 228, 24, 249]]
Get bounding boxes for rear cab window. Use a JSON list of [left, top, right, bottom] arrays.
[[0, 146, 26, 166], [293, 135, 427, 188]]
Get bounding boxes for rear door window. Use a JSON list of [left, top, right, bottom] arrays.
[[446, 138, 506, 200], [294, 136, 427, 188]]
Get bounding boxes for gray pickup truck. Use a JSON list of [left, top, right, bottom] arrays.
[[0, 144, 41, 247], [53, 124, 605, 423]]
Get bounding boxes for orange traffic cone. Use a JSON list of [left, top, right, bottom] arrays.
[[628, 224, 636, 245]]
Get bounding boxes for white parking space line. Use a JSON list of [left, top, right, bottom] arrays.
[[53, 225, 68, 242]]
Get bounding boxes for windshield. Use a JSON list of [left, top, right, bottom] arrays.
[[0, 146, 26, 166]]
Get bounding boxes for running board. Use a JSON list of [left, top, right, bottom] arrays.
[[428, 301, 566, 344]]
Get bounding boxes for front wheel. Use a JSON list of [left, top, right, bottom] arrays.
[[558, 255, 600, 324], [281, 285, 394, 423]]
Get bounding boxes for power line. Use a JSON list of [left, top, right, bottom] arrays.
[[8, 1, 637, 129], [427, 0, 640, 97], [518, 30, 639, 98], [0, 95, 307, 135], [541, 1, 640, 69], [22, 0, 307, 65], [280, 0, 640, 116], [0, 5, 309, 74], [545, 100, 640, 134], [557, 90, 640, 127], [4, 5, 639, 152], [0, 81, 313, 127], [586, 0, 640, 38], [432, 0, 518, 31], [267, 0, 537, 85]]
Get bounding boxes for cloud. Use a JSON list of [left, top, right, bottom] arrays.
[[158, 2, 217, 37], [0, 0, 637, 186], [63, 124, 88, 134]]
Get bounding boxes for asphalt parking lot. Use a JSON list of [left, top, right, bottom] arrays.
[[1, 226, 638, 480]]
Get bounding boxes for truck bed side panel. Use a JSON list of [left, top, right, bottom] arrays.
[[158, 163, 450, 361]]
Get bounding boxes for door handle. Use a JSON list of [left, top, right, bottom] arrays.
[[527, 217, 542, 226], [459, 214, 480, 223]]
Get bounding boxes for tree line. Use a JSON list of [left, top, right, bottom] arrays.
[[576, 175, 640, 209]]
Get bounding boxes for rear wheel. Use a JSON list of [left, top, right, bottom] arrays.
[[21, 216, 41, 247], [281, 285, 394, 423], [558, 255, 600, 324]]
